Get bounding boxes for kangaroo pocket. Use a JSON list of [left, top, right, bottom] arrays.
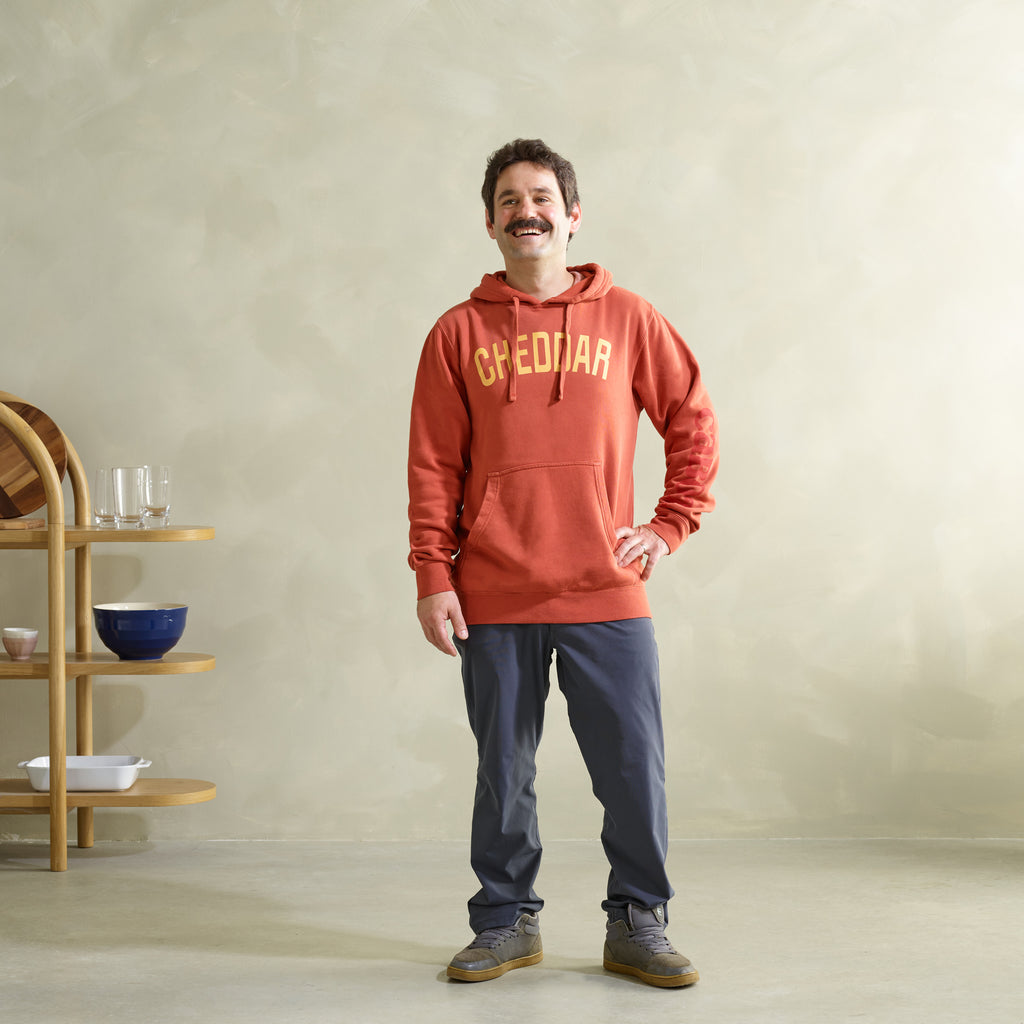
[[457, 461, 638, 595]]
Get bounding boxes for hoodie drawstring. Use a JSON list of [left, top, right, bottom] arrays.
[[557, 303, 573, 402], [507, 295, 520, 403]]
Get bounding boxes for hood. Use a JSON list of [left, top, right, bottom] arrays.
[[469, 264, 614, 402]]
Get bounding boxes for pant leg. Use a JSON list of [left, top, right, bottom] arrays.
[[552, 618, 674, 918], [456, 624, 552, 932]]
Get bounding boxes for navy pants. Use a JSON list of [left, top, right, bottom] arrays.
[[455, 618, 673, 932]]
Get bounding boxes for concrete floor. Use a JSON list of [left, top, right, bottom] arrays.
[[2, 837, 1021, 1023]]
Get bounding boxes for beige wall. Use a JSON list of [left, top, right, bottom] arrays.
[[2, 0, 1023, 842]]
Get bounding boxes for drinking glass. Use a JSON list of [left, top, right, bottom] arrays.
[[112, 466, 145, 528], [142, 465, 172, 528], [92, 467, 116, 527]]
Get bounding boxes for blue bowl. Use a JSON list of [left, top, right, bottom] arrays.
[[93, 603, 188, 661]]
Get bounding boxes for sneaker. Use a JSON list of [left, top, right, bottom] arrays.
[[446, 913, 543, 982], [603, 905, 699, 988]]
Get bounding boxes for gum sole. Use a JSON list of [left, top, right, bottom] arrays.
[[447, 950, 544, 982], [603, 959, 700, 988]]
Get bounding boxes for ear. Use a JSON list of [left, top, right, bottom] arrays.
[[485, 207, 497, 240], [568, 201, 582, 237]]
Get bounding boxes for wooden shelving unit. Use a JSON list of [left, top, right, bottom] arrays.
[[0, 393, 216, 871]]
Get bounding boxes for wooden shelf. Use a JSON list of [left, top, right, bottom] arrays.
[[0, 778, 217, 810], [0, 394, 218, 870], [0, 652, 215, 679], [0, 525, 214, 550]]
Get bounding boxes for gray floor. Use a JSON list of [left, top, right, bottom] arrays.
[[3, 837, 1021, 1023]]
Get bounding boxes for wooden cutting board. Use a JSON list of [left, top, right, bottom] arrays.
[[0, 518, 45, 530], [0, 400, 68, 518]]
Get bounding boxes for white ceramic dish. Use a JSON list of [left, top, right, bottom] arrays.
[[18, 755, 152, 792]]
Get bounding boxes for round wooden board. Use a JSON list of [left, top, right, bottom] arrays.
[[0, 401, 68, 518]]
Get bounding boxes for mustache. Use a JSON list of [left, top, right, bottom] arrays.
[[505, 218, 552, 235]]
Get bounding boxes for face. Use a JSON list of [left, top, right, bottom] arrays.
[[485, 162, 582, 266]]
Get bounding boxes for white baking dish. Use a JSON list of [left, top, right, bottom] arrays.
[[18, 756, 152, 792]]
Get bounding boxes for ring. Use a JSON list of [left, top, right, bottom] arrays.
[[640, 543, 647, 553]]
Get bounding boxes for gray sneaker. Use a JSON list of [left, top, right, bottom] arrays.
[[446, 913, 543, 982], [603, 905, 699, 988]]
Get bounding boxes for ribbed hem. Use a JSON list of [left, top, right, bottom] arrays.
[[459, 584, 651, 625]]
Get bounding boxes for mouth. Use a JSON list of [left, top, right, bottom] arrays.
[[507, 219, 551, 238]]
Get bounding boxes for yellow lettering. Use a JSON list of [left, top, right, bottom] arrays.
[[532, 332, 551, 373], [572, 334, 591, 375], [492, 339, 512, 380], [476, 332, 614, 387], [514, 334, 532, 375], [474, 347, 496, 386]]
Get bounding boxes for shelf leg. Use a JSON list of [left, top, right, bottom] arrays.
[[77, 808, 95, 849], [49, 671, 68, 872], [48, 515, 68, 872], [75, 676, 95, 848], [74, 521, 94, 850]]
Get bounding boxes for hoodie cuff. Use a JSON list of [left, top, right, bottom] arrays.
[[416, 562, 456, 600], [648, 518, 690, 555]]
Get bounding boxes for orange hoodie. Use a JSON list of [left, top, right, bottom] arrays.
[[408, 263, 717, 624]]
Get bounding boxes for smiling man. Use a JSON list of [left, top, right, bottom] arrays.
[[407, 139, 718, 987], [485, 159, 581, 297]]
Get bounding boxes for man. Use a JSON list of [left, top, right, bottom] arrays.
[[407, 139, 717, 987]]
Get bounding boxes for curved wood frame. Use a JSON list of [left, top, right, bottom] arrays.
[[0, 392, 67, 869]]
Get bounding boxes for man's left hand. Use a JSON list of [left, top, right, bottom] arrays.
[[614, 524, 670, 582]]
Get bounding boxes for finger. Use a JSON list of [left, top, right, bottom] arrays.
[[614, 525, 638, 558], [420, 612, 455, 657], [639, 529, 669, 580], [432, 625, 458, 657], [450, 607, 469, 642], [617, 547, 641, 567], [616, 538, 648, 567], [640, 548, 660, 581], [435, 612, 460, 656], [615, 548, 635, 564]]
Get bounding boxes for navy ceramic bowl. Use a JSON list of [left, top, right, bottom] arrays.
[[93, 603, 188, 661]]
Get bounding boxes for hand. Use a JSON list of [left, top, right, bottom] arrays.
[[417, 591, 469, 657], [614, 524, 670, 582]]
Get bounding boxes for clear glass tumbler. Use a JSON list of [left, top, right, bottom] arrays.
[[142, 465, 172, 528], [112, 466, 145, 528], [92, 467, 116, 527]]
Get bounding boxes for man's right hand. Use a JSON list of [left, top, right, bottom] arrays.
[[416, 591, 469, 657]]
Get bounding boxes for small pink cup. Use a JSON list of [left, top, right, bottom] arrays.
[[2, 628, 38, 661]]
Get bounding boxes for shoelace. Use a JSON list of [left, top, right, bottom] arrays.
[[628, 925, 677, 955], [468, 924, 521, 950]]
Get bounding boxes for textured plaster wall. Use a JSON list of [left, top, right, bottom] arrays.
[[1, 0, 1023, 841]]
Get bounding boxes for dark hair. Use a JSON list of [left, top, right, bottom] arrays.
[[481, 138, 581, 223]]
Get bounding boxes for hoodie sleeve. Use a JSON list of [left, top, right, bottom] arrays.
[[407, 322, 471, 598], [632, 306, 719, 552]]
